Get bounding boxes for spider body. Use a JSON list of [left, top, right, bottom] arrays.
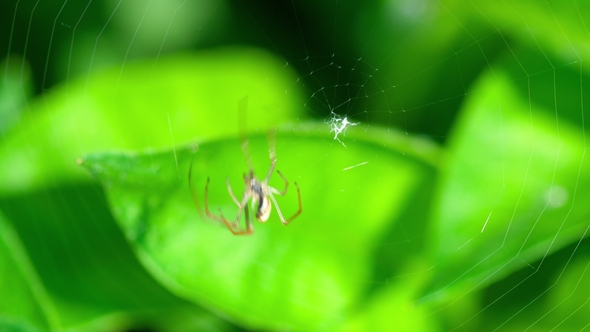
[[249, 176, 272, 222], [190, 128, 302, 235]]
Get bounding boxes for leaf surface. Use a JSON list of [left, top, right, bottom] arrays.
[[82, 124, 439, 330]]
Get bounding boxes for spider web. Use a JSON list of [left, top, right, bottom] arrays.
[[2, 0, 590, 331]]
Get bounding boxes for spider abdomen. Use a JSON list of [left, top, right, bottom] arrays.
[[256, 195, 272, 222]]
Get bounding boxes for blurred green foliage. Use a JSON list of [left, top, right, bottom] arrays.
[[1, 0, 590, 331]]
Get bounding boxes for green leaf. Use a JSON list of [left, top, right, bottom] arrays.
[[473, 240, 590, 330], [4, 185, 180, 326], [0, 184, 233, 331], [474, 0, 590, 65], [341, 262, 436, 332], [428, 68, 590, 296], [541, 245, 590, 330], [0, 56, 33, 136], [81, 123, 439, 330], [0, 210, 57, 331], [0, 46, 304, 331], [0, 47, 302, 195]]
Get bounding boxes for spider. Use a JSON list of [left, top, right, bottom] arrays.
[[189, 128, 302, 235]]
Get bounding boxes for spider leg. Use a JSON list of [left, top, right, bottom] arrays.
[[226, 177, 241, 206], [274, 170, 289, 195], [230, 190, 251, 229], [188, 159, 206, 220], [244, 204, 253, 233], [268, 182, 302, 225], [238, 97, 254, 172], [218, 207, 252, 235], [205, 177, 253, 235], [265, 128, 277, 182], [226, 178, 248, 230]]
